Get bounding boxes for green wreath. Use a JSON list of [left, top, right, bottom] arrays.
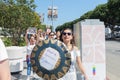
[[31, 39, 71, 80]]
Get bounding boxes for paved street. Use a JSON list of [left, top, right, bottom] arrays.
[[106, 40, 120, 80], [11, 40, 120, 80]]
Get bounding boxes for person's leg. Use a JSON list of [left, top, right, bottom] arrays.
[[27, 58, 31, 75], [32, 70, 36, 80], [27, 58, 31, 80]]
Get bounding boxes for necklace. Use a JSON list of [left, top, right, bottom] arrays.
[[67, 45, 73, 51]]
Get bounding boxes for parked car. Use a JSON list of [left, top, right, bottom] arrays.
[[113, 26, 120, 38], [0, 29, 11, 37], [105, 27, 112, 39]]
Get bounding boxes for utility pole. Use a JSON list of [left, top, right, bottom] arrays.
[[47, 0, 58, 31], [51, 0, 54, 31]]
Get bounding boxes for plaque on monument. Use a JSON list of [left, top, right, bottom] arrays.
[[31, 39, 71, 80]]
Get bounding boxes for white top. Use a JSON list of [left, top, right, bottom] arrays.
[[26, 43, 35, 55], [59, 49, 80, 80], [0, 39, 8, 61], [68, 50, 80, 72]]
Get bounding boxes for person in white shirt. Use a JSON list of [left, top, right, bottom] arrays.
[[59, 28, 88, 80], [0, 38, 11, 80], [25, 30, 37, 80]]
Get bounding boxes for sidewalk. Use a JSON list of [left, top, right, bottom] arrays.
[[11, 62, 43, 80], [11, 62, 83, 80], [11, 69, 43, 80]]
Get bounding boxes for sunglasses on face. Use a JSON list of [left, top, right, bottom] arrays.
[[62, 32, 72, 36], [50, 34, 54, 36]]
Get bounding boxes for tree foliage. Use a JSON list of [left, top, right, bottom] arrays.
[[0, 0, 42, 46], [107, 0, 120, 25], [90, 4, 109, 26], [56, 0, 120, 31], [80, 11, 93, 20]]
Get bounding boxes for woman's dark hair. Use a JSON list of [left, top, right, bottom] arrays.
[[60, 28, 75, 46], [49, 31, 55, 36]]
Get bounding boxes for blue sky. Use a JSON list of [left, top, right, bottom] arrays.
[[35, 0, 107, 29]]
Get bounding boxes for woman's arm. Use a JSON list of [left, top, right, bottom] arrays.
[[36, 33, 41, 44], [73, 46, 88, 79], [76, 56, 88, 80], [0, 59, 11, 80], [25, 30, 29, 45]]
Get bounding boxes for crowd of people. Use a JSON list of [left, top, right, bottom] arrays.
[[25, 28, 62, 80], [0, 27, 88, 80], [25, 27, 88, 80]]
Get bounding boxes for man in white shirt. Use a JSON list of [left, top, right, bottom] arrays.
[[0, 38, 11, 80]]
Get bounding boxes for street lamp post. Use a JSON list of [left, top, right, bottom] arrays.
[[48, 0, 58, 31], [51, 0, 54, 31]]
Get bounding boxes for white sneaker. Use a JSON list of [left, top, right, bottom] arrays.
[[32, 73, 36, 78], [26, 76, 30, 80]]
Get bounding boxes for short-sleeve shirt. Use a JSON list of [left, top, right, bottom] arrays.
[[0, 39, 8, 61]]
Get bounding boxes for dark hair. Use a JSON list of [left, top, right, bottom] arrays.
[[60, 28, 75, 46], [49, 31, 55, 35]]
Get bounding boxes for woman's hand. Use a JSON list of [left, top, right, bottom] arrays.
[[84, 75, 89, 80]]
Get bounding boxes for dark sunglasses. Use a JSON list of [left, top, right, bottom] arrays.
[[62, 32, 72, 36], [50, 34, 54, 36]]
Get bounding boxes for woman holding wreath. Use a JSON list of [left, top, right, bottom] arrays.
[[59, 28, 88, 80]]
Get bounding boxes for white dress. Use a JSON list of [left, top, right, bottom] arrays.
[[0, 39, 8, 61], [26, 43, 35, 56], [59, 49, 80, 80]]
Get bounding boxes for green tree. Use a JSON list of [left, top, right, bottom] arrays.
[[90, 4, 109, 26], [107, 0, 120, 26], [55, 21, 73, 31], [0, 0, 42, 46], [80, 11, 93, 20]]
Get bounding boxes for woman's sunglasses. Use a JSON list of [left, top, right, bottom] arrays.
[[62, 32, 72, 36], [50, 33, 54, 36], [50, 34, 54, 36]]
